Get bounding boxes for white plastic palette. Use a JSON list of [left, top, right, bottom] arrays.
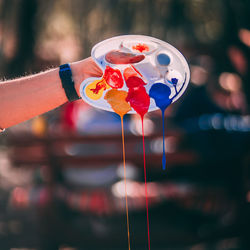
[[80, 35, 190, 114]]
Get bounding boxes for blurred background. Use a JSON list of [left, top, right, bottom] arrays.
[[0, 0, 250, 249]]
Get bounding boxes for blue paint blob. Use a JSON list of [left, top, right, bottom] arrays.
[[149, 83, 172, 110], [149, 83, 172, 170], [171, 78, 178, 85], [157, 53, 171, 66]]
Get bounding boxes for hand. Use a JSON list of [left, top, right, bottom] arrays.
[[71, 57, 103, 96]]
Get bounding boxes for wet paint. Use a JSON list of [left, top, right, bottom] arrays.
[[123, 67, 140, 82], [126, 86, 150, 117], [132, 43, 149, 53], [126, 76, 146, 89], [104, 89, 131, 250], [125, 75, 151, 250], [149, 83, 172, 170], [121, 117, 131, 250], [103, 66, 124, 89], [82, 37, 189, 250], [131, 65, 143, 78], [86, 79, 109, 100], [141, 119, 151, 250], [157, 53, 171, 66], [87, 66, 124, 101], [90, 79, 109, 95], [104, 89, 131, 116], [105, 50, 145, 64]]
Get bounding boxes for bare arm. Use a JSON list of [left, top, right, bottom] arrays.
[[0, 57, 102, 129]]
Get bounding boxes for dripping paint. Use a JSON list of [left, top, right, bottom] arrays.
[[149, 83, 172, 170], [125, 75, 151, 250], [104, 89, 131, 250], [80, 36, 190, 250]]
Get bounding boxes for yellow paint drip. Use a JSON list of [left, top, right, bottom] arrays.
[[85, 79, 110, 100], [104, 89, 131, 117]]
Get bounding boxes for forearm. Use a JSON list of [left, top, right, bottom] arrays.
[[0, 67, 67, 129], [0, 58, 102, 129]]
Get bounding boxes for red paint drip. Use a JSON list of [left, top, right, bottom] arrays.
[[141, 117, 151, 250], [125, 73, 151, 250], [90, 79, 106, 94], [103, 66, 123, 89], [126, 86, 150, 117], [132, 43, 149, 53]]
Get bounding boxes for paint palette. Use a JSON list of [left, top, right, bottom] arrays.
[[80, 35, 190, 115]]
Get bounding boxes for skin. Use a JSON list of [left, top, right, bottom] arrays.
[[0, 57, 103, 129]]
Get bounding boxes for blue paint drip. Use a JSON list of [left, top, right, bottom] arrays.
[[161, 109, 166, 170], [149, 83, 172, 170]]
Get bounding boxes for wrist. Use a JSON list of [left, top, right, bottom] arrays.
[[70, 60, 86, 97], [59, 63, 80, 101]]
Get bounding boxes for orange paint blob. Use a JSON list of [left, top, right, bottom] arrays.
[[123, 67, 139, 82], [132, 43, 149, 53], [104, 89, 131, 117]]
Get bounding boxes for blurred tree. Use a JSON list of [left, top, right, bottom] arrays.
[[1, 0, 38, 78]]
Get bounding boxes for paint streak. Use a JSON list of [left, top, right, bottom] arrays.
[[149, 83, 172, 170], [105, 50, 145, 64], [104, 89, 131, 250], [86, 79, 109, 100], [132, 43, 149, 53], [90, 79, 109, 94], [131, 65, 143, 77]]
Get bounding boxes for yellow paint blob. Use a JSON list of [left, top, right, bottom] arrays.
[[85, 79, 110, 100], [104, 89, 131, 117]]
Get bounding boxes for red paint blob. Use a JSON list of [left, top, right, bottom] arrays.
[[105, 50, 145, 64], [126, 76, 146, 89], [126, 86, 150, 117], [103, 66, 123, 89], [132, 43, 149, 53]]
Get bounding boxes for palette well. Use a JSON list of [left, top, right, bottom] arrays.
[[80, 35, 190, 114]]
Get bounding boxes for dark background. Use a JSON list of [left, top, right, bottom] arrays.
[[0, 0, 250, 250]]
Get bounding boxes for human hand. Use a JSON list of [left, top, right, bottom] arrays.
[[71, 57, 103, 97]]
